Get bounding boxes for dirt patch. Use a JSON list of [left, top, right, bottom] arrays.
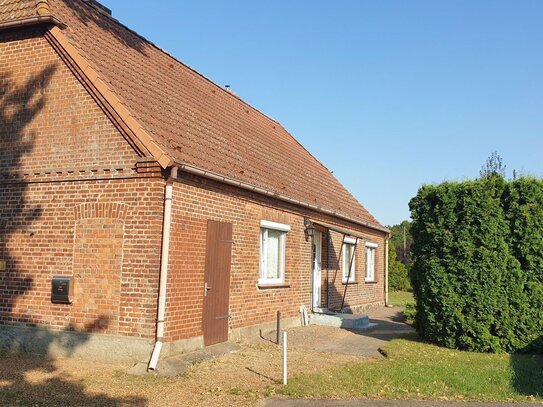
[[0, 308, 412, 406], [0, 340, 370, 406]]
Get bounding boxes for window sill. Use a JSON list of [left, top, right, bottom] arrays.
[[365, 280, 378, 284], [342, 281, 358, 285], [258, 283, 291, 289]]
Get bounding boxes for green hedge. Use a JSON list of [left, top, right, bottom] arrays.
[[409, 176, 543, 353]]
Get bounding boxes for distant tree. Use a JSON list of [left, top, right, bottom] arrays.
[[480, 151, 506, 178], [387, 221, 413, 291], [388, 241, 410, 291], [389, 221, 413, 268]]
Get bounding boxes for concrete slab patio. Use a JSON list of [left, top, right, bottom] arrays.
[[130, 306, 413, 377], [280, 306, 416, 358]]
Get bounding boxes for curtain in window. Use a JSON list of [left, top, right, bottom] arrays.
[[366, 247, 375, 280], [266, 229, 281, 279]]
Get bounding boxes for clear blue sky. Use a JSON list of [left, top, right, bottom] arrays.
[[100, 0, 543, 226]]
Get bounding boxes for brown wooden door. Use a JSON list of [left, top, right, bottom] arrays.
[[203, 220, 233, 346]]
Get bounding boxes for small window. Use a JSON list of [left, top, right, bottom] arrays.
[[259, 220, 290, 284], [342, 237, 357, 283], [365, 242, 378, 282]]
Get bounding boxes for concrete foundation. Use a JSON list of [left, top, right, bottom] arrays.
[[0, 324, 154, 363], [0, 315, 303, 364], [230, 315, 302, 342]]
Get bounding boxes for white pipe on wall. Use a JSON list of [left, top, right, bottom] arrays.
[[148, 167, 178, 371], [385, 237, 390, 307]]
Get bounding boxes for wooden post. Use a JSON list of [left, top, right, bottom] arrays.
[[276, 311, 281, 345]]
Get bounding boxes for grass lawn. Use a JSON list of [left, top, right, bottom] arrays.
[[388, 290, 415, 307], [278, 339, 543, 402]]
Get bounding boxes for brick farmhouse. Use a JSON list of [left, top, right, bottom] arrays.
[[0, 0, 390, 366]]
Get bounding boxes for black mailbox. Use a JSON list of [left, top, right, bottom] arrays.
[[51, 276, 73, 304]]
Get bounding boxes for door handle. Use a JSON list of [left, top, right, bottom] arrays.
[[204, 282, 212, 297]]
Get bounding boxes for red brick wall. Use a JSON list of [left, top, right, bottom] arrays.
[[323, 229, 385, 311], [0, 27, 164, 339], [165, 181, 309, 342], [166, 175, 386, 342]]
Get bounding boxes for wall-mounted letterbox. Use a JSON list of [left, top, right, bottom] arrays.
[[51, 276, 73, 304]]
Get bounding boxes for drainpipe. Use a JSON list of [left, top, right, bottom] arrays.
[[148, 166, 178, 371], [385, 236, 390, 307]]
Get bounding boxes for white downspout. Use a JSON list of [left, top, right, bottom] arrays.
[[148, 166, 177, 371], [385, 236, 390, 307]]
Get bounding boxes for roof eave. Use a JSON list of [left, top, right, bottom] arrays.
[[0, 16, 67, 33], [174, 162, 390, 235]]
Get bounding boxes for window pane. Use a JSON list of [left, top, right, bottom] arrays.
[[372, 249, 375, 277], [266, 229, 282, 280], [343, 243, 355, 280], [366, 247, 375, 280]]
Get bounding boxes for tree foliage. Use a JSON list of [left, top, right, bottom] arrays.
[[480, 151, 506, 179], [409, 176, 543, 353], [389, 221, 413, 267], [388, 241, 410, 291]]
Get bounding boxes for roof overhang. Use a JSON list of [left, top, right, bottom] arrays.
[[0, 16, 67, 33], [175, 162, 390, 235], [312, 220, 389, 239]]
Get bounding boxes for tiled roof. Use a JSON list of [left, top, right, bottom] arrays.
[[2, 0, 385, 231], [0, 0, 38, 21]]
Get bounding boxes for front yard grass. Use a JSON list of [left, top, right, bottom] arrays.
[[388, 290, 414, 307], [278, 338, 543, 402]]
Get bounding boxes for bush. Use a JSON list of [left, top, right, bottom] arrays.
[[403, 302, 417, 323], [409, 176, 543, 353], [502, 178, 543, 352]]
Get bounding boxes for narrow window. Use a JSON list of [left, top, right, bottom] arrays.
[[365, 242, 378, 282], [259, 220, 290, 284], [342, 237, 357, 283]]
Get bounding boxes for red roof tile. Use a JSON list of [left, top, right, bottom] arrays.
[[0, 0, 38, 21], [1, 0, 385, 231]]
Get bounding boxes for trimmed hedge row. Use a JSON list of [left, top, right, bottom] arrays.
[[409, 176, 543, 353]]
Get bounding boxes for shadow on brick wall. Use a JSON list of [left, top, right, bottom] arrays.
[[0, 64, 57, 322], [0, 63, 146, 405], [324, 230, 352, 312]]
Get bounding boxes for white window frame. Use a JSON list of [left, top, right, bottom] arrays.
[[342, 237, 357, 283], [365, 242, 378, 282], [259, 220, 291, 284]]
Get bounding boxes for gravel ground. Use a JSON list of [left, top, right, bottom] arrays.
[[0, 340, 368, 406], [0, 307, 406, 406]]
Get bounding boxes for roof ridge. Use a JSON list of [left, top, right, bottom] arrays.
[[71, 0, 285, 128], [275, 123, 380, 224]]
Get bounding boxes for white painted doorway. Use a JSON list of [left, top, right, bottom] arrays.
[[312, 230, 323, 310]]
